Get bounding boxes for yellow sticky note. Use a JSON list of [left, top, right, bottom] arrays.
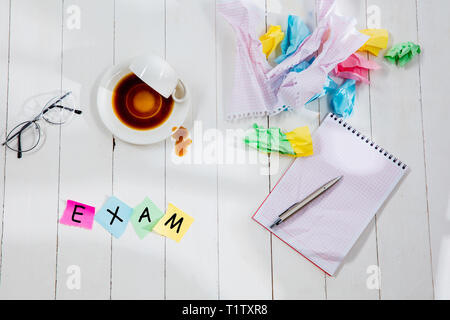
[[153, 203, 194, 243], [285, 126, 314, 157], [259, 25, 285, 59], [358, 29, 389, 56]]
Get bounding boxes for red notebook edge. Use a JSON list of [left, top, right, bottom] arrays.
[[251, 158, 333, 277]]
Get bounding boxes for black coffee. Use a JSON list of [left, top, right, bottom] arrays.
[[112, 73, 174, 130]]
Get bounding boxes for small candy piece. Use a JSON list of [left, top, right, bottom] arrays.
[[172, 126, 192, 157], [331, 79, 356, 119], [333, 53, 380, 84], [384, 42, 421, 67], [359, 29, 389, 56], [260, 25, 285, 59]]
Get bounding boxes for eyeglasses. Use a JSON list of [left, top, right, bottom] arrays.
[[1, 91, 82, 158]]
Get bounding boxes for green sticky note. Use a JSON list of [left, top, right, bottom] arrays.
[[244, 124, 296, 156], [130, 197, 165, 239], [384, 42, 421, 67]]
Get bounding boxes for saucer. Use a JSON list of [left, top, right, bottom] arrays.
[[96, 57, 190, 145]]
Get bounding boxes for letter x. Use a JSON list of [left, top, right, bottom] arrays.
[[107, 206, 123, 225]]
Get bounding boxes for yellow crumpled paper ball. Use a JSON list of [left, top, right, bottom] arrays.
[[260, 25, 285, 59], [358, 29, 389, 56]]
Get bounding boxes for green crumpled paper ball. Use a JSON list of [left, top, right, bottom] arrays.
[[384, 41, 421, 67]]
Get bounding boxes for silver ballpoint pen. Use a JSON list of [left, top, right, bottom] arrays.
[[270, 176, 343, 229]]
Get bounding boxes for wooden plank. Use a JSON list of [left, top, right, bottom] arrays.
[[368, 0, 433, 299], [0, 0, 10, 287], [266, 0, 326, 300], [417, 0, 450, 300], [164, 0, 219, 299], [56, 0, 114, 299], [325, 0, 379, 300], [111, 0, 166, 300], [0, 0, 62, 299], [216, 0, 272, 299]]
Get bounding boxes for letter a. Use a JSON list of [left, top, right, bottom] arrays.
[[138, 207, 151, 223]]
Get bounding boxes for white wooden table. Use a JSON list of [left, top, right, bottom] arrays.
[[0, 0, 448, 300]]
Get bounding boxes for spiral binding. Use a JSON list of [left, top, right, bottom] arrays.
[[329, 113, 408, 170]]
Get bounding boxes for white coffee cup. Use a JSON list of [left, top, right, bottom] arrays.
[[130, 54, 188, 103]]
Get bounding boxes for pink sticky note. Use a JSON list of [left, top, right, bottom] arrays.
[[60, 200, 96, 230], [333, 53, 380, 84]]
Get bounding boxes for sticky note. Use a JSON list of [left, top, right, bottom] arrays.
[[331, 79, 356, 119], [59, 200, 96, 230], [285, 126, 314, 157], [358, 29, 389, 56], [153, 203, 194, 243], [259, 25, 285, 59], [333, 53, 380, 84], [244, 124, 313, 158], [95, 196, 133, 238], [275, 15, 311, 64], [130, 197, 165, 239], [384, 42, 421, 67]]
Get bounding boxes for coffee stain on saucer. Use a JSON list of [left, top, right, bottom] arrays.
[[171, 126, 192, 157]]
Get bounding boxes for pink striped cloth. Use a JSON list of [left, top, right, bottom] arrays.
[[218, 0, 369, 119]]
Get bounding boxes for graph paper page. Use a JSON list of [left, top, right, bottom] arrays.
[[253, 114, 407, 275]]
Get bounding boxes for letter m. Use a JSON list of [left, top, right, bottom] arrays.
[[164, 213, 184, 233]]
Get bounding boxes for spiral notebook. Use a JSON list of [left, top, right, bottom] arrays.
[[253, 113, 408, 276]]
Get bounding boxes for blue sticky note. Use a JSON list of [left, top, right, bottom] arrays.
[[330, 79, 356, 119], [275, 15, 311, 64], [307, 75, 339, 104], [95, 196, 133, 238]]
